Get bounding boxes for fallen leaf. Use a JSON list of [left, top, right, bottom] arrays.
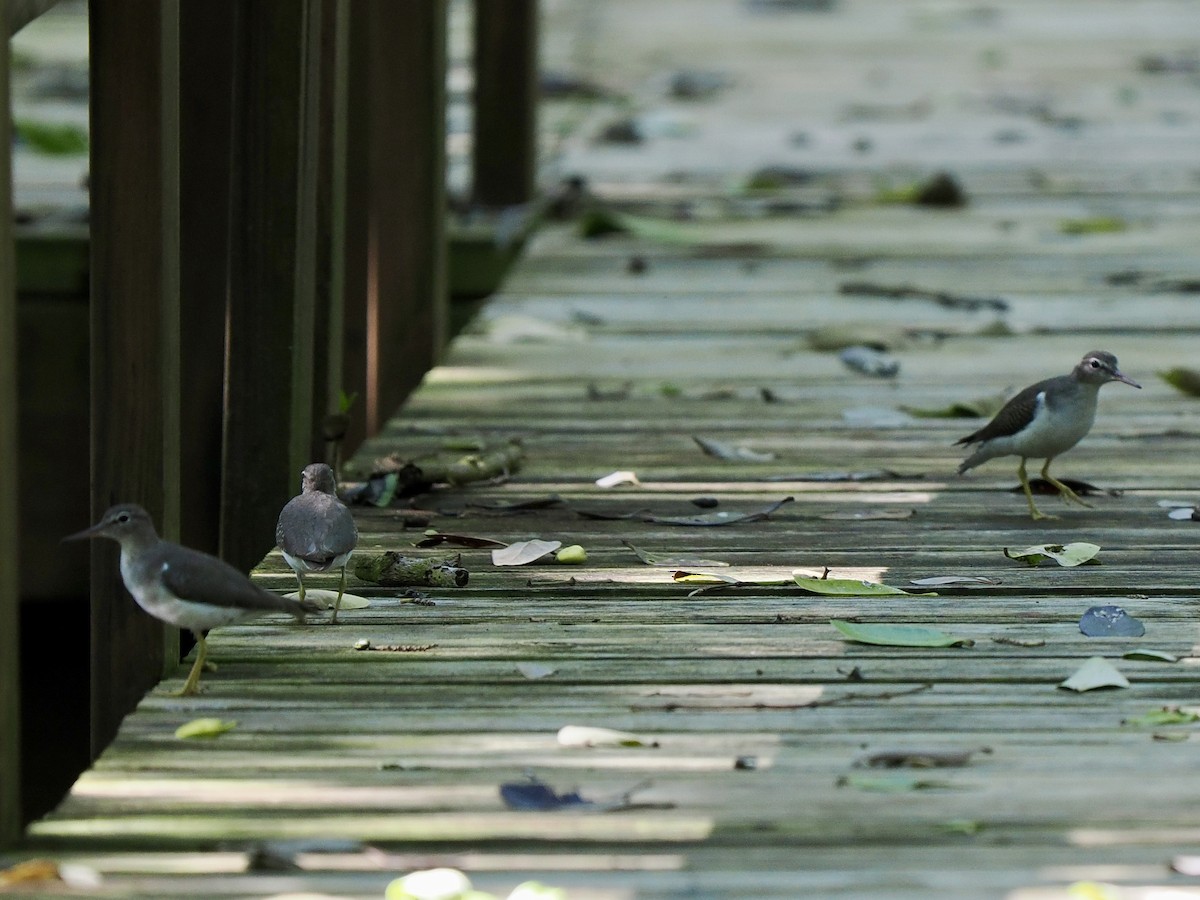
[[516, 662, 557, 680], [557, 725, 659, 748], [1059, 656, 1130, 692], [1059, 216, 1127, 234], [499, 774, 659, 812], [797, 575, 936, 597], [1003, 542, 1101, 567], [175, 718, 237, 740], [1160, 367, 1200, 396], [646, 496, 794, 526], [854, 747, 990, 768], [939, 819, 984, 834], [492, 540, 562, 566], [1079, 605, 1145, 637], [575, 506, 652, 521], [835, 773, 958, 792], [284, 588, 370, 610], [1121, 706, 1200, 727], [839, 345, 900, 377], [465, 495, 565, 512], [901, 391, 1010, 419], [671, 570, 746, 585], [622, 540, 730, 567], [992, 636, 1046, 648], [765, 468, 908, 482], [386, 867, 474, 900], [692, 435, 776, 462], [595, 470, 640, 488], [1153, 731, 1191, 742], [1168, 507, 1198, 520], [555, 545, 588, 564], [414, 531, 508, 549], [830, 619, 973, 648], [1122, 650, 1179, 663], [910, 575, 1001, 586]]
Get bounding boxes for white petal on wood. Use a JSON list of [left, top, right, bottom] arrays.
[[1059, 656, 1130, 692], [491, 539, 562, 566], [595, 470, 641, 488]]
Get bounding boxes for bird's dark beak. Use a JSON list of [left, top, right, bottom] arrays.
[[62, 521, 107, 543], [1115, 371, 1142, 389]]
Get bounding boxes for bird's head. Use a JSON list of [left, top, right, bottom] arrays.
[[64, 503, 159, 547], [1076, 351, 1141, 389], [300, 463, 338, 495]]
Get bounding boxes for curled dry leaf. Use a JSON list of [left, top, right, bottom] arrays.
[[1122, 650, 1179, 663], [492, 539, 562, 566], [646, 496, 794, 526], [911, 575, 1000, 587], [692, 435, 776, 462], [854, 747, 991, 769], [1059, 656, 1129, 692], [285, 588, 370, 610], [1121, 706, 1200, 727], [623, 540, 730, 568], [595, 470, 640, 488], [796, 574, 935, 597], [557, 725, 659, 748]]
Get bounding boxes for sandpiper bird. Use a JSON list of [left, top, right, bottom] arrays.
[[956, 350, 1141, 520], [276, 463, 358, 624], [66, 504, 319, 695]]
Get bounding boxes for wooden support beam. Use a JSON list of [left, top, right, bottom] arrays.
[[472, 0, 539, 208], [0, 0, 21, 845], [343, 0, 448, 447], [178, 2, 235, 559], [220, 0, 322, 573], [87, 0, 181, 756]]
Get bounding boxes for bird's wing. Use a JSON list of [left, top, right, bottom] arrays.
[[157, 545, 307, 616], [277, 496, 358, 561], [955, 379, 1047, 446]]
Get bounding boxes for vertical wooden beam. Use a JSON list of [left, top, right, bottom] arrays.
[[472, 0, 539, 207], [343, 0, 448, 447], [221, 0, 322, 572], [0, 0, 21, 845], [312, 0, 349, 465], [179, 1, 235, 558], [88, 0, 181, 755]]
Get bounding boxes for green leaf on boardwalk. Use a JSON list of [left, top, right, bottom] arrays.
[[1159, 367, 1200, 397], [1058, 216, 1127, 234], [798, 575, 936, 597], [579, 208, 703, 244], [1059, 656, 1129, 692], [1003, 542, 1100, 567], [830, 619, 973, 648], [15, 119, 88, 155], [1121, 707, 1200, 727], [1122, 650, 1179, 663], [175, 718, 237, 740], [836, 773, 958, 792]]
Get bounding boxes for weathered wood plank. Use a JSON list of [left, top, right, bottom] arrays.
[[0, 0, 19, 844]]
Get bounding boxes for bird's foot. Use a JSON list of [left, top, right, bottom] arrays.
[[1029, 509, 1059, 521], [168, 682, 204, 697]]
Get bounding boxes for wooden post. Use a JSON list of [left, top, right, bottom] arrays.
[[472, 0, 539, 208], [178, 1, 236, 559], [87, 0, 181, 756], [313, 0, 349, 465], [220, 0, 322, 573], [343, 0, 447, 448], [0, 0, 21, 845]]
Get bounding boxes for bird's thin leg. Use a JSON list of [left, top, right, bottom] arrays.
[[174, 631, 208, 696], [330, 565, 347, 625], [1041, 458, 1092, 508], [297, 574, 306, 604], [1019, 458, 1054, 520]]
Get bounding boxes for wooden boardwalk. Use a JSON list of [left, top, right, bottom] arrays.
[[21, 1, 1200, 896]]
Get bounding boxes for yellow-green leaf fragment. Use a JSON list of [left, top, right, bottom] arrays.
[[386, 867, 476, 900], [830, 619, 973, 648], [1003, 542, 1100, 567], [555, 545, 588, 564], [174, 718, 237, 740], [796, 574, 936, 597], [1159, 367, 1200, 397], [1122, 706, 1200, 727], [1058, 216, 1127, 234]]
